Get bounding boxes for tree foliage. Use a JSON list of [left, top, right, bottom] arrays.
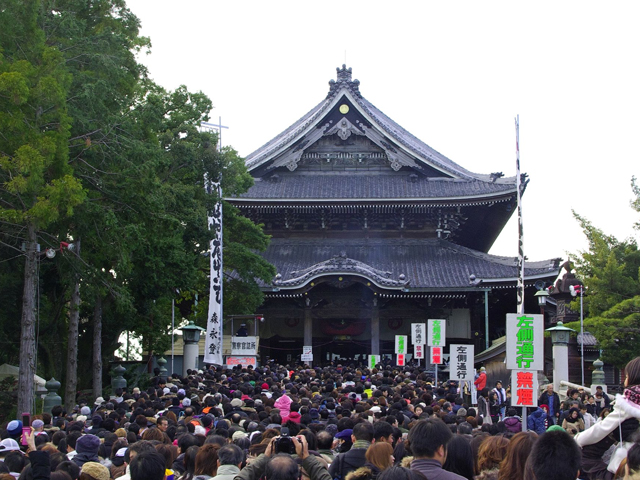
[[566, 178, 640, 368], [0, 0, 274, 404]]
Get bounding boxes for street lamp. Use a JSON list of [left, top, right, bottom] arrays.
[[570, 285, 585, 387], [535, 289, 549, 316]]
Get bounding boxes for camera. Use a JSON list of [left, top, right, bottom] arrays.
[[274, 435, 296, 454]]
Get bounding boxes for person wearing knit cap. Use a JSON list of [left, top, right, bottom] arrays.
[[31, 419, 47, 436], [5, 420, 22, 440], [73, 434, 101, 467], [82, 462, 110, 480]]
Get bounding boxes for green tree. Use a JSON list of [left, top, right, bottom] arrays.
[[566, 178, 640, 368], [0, 0, 86, 415]]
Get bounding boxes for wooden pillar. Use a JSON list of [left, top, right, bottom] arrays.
[[304, 297, 313, 366], [371, 298, 380, 355]]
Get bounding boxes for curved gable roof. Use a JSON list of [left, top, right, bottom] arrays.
[[245, 65, 515, 187]]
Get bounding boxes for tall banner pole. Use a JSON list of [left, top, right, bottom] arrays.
[[515, 115, 528, 430], [515, 115, 525, 316], [204, 180, 224, 366]]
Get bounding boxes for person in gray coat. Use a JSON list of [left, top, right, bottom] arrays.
[[212, 445, 243, 480]]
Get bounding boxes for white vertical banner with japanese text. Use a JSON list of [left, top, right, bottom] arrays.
[[368, 355, 380, 369], [505, 314, 544, 370], [511, 370, 539, 407], [204, 182, 223, 365], [395, 335, 407, 354], [411, 323, 426, 346], [414, 344, 425, 359], [450, 344, 474, 381], [427, 319, 446, 347]]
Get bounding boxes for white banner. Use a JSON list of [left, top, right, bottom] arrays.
[[505, 314, 544, 370], [395, 335, 408, 354], [450, 344, 474, 381], [368, 355, 380, 369], [411, 323, 426, 345], [204, 182, 223, 365], [231, 336, 257, 356], [414, 344, 425, 359], [511, 370, 538, 407], [427, 319, 446, 347]]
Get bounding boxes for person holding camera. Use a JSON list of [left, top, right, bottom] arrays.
[[234, 435, 331, 480]]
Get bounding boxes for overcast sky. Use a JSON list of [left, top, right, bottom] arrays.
[[125, 0, 640, 264]]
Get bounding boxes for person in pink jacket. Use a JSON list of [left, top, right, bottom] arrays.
[[274, 393, 293, 423]]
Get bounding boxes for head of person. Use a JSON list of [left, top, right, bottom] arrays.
[[442, 434, 474, 480], [79, 462, 110, 480], [264, 454, 299, 480], [546, 384, 554, 394], [373, 421, 394, 444], [626, 443, 640, 479], [626, 357, 640, 387], [477, 435, 510, 473], [406, 419, 452, 463], [495, 381, 502, 389], [129, 451, 166, 480], [377, 467, 428, 480], [217, 444, 243, 468], [526, 430, 580, 480], [353, 422, 374, 443], [365, 442, 394, 471], [194, 444, 219, 476], [497, 431, 537, 480]]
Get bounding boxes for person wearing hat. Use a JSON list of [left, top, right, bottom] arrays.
[[31, 419, 47, 436], [82, 462, 111, 480], [329, 423, 374, 480], [5, 420, 22, 441], [474, 367, 487, 391], [73, 434, 101, 467]]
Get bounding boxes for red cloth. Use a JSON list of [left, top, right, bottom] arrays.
[[474, 372, 487, 390]]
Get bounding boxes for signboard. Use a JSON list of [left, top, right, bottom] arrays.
[[414, 344, 424, 359], [450, 344, 474, 381], [368, 355, 380, 369], [506, 314, 544, 370], [427, 319, 446, 346], [397, 354, 405, 366], [511, 370, 538, 407], [226, 356, 257, 367], [430, 346, 443, 364], [301, 346, 313, 361], [411, 323, 426, 345], [395, 335, 407, 354], [231, 336, 257, 356]]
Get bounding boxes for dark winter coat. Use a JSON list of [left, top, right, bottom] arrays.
[[527, 408, 550, 434]]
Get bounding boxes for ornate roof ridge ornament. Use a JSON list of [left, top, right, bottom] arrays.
[[272, 251, 410, 289], [328, 64, 362, 99]]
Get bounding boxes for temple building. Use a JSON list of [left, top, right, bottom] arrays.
[[226, 66, 561, 366]]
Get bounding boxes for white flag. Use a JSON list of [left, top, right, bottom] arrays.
[[204, 182, 223, 365]]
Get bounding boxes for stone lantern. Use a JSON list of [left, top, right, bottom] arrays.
[[180, 321, 205, 376], [546, 321, 575, 393]]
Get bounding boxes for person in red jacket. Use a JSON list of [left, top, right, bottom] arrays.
[[474, 367, 487, 390]]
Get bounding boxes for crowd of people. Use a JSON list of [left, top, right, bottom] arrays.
[[2, 357, 640, 480]]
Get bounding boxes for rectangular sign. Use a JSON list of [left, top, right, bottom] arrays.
[[231, 336, 257, 356], [450, 344, 474, 381], [397, 353, 405, 366], [301, 354, 313, 362], [414, 344, 424, 359], [411, 323, 426, 345], [506, 314, 544, 370], [430, 346, 443, 364], [395, 335, 407, 354], [427, 319, 446, 347], [226, 356, 257, 367], [368, 355, 380, 369], [511, 370, 539, 407], [303, 345, 312, 356]]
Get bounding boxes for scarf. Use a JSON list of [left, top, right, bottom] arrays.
[[624, 384, 640, 406]]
